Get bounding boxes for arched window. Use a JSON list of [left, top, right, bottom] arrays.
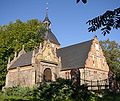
[[43, 68, 52, 82]]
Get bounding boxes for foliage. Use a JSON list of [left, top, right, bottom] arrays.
[[76, 0, 87, 4], [30, 78, 96, 101], [4, 86, 33, 97], [0, 19, 46, 89], [100, 39, 120, 72], [87, 7, 120, 35], [0, 78, 100, 101], [76, 0, 120, 35], [100, 39, 120, 82], [1, 79, 120, 101]]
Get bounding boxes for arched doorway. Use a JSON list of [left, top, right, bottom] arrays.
[[43, 68, 52, 82], [70, 68, 80, 86]]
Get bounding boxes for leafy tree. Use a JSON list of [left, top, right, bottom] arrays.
[[100, 39, 120, 81], [0, 19, 46, 89], [76, 0, 87, 4], [87, 7, 120, 35], [76, 0, 120, 35]]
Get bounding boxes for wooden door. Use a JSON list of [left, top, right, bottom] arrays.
[[43, 68, 52, 81]]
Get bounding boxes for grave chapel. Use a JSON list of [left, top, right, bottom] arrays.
[[5, 9, 109, 88]]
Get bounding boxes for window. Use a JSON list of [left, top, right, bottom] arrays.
[[95, 43, 99, 50], [65, 72, 69, 79], [92, 55, 95, 67]]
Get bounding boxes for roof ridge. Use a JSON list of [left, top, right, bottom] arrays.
[[60, 39, 93, 50]]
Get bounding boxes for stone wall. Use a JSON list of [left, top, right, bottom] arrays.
[[6, 66, 35, 87]]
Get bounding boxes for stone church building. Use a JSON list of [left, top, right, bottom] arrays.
[[5, 11, 109, 88]]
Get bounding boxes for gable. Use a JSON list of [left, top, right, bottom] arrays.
[[85, 38, 109, 72], [36, 41, 59, 64]]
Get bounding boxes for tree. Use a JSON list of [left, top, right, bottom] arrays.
[[0, 19, 46, 89], [87, 7, 120, 35], [76, 0, 87, 4], [100, 39, 120, 81], [76, 0, 120, 35]]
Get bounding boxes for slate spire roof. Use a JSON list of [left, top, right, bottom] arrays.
[[43, 5, 51, 26], [43, 13, 51, 24], [9, 49, 38, 69], [42, 6, 60, 45], [44, 29, 60, 45]]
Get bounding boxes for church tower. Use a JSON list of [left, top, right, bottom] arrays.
[[35, 4, 61, 83], [42, 3, 60, 48]]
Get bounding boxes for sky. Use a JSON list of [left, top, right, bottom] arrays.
[[0, 0, 120, 47]]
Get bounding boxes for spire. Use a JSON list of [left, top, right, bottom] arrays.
[[43, 2, 51, 29], [46, 3, 48, 18]]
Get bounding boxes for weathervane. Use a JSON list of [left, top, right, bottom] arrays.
[[46, 2, 48, 16]]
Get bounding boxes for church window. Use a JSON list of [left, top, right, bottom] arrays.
[[95, 43, 99, 51], [93, 71, 97, 80], [65, 72, 69, 79], [92, 55, 95, 67], [52, 43, 55, 48], [103, 59, 104, 66], [92, 55, 94, 60], [47, 44, 50, 48]]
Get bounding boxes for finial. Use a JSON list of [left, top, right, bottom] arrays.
[[94, 35, 97, 39], [22, 45, 25, 50], [43, 2, 51, 29], [32, 49, 35, 64], [18, 45, 26, 57], [39, 43, 42, 52], [46, 2, 48, 16], [14, 51, 17, 59], [32, 49, 35, 57], [8, 57, 10, 64]]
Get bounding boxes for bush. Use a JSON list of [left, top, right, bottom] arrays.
[[3, 79, 120, 101], [4, 86, 33, 97]]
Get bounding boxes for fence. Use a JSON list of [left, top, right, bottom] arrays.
[[81, 79, 109, 90]]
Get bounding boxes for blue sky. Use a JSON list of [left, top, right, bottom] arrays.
[[0, 0, 120, 47]]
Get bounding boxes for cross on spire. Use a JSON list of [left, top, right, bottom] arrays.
[[43, 2, 51, 29], [46, 2, 48, 16]]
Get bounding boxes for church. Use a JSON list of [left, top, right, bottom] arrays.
[[5, 9, 109, 89]]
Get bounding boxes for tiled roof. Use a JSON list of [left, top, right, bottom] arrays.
[[44, 30, 60, 45], [43, 16, 51, 24], [57, 39, 93, 70], [9, 39, 93, 70], [9, 49, 38, 69]]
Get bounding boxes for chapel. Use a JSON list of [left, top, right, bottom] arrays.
[[5, 8, 109, 89]]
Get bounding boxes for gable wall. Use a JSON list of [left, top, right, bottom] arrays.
[[83, 37, 109, 82]]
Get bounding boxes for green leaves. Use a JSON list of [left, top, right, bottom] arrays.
[[82, 0, 87, 4], [100, 39, 120, 73], [87, 7, 120, 35], [76, 0, 87, 4], [0, 19, 46, 89]]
